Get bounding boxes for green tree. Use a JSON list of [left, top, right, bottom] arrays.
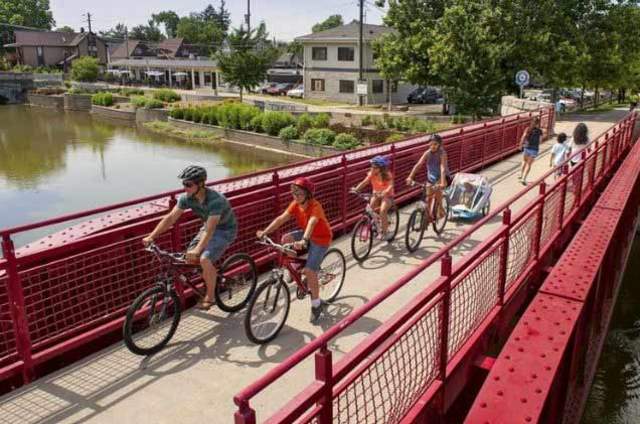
[[215, 24, 278, 101], [152, 11, 180, 38], [176, 16, 225, 51], [70, 56, 99, 82], [0, 0, 55, 29], [130, 21, 165, 42], [287, 40, 303, 57], [373, 36, 405, 111], [99, 23, 127, 39], [55, 25, 74, 33], [312, 15, 343, 33]]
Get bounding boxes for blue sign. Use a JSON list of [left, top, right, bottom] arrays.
[[515, 70, 530, 87]]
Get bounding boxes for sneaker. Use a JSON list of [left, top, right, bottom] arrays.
[[310, 302, 325, 323]]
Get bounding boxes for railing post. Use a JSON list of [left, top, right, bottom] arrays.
[[534, 182, 546, 259], [234, 400, 257, 424], [500, 118, 506, 152], [575, 155, 586, 207], [1, 234, 35, 383], [315, 344, 334, 423], [272, 171, 282, 241], [481, 123, 488, 166], [438, 253, 452, 417], [341, 155, 348, 231], [498, 208, 511, 305]]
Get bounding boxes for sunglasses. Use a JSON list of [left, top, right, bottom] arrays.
[[182, 181, 197, 188], [290, 188, 305, 196]]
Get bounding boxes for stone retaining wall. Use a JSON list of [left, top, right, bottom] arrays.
[[63, 94, 92, 111], [168, 118, 340, 157], [91, 104, 136, 122], [136, 108, 169, 123], [27, 93, 64, 109], [501, 95, 551, 116]]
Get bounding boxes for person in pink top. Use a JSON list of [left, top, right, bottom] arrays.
[[352, 156, 394, 239]]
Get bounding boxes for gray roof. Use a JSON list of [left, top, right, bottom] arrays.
[[110, 58, 219, 70], [110, 40, 141, 59], [296, 21, 393, 42], [11, 30, 94, 47]]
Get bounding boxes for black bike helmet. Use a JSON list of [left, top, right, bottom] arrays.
[[178, 165, 207, 182]]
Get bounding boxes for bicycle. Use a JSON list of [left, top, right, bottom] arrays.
[[404, 181, 450, 252], [244, 236, 346, 344], [350, 190, 400, 262], [123, 242, 257, 355]]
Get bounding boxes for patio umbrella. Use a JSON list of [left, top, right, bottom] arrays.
[[173, 72, 188, 77], [145, 71, 164, 77]]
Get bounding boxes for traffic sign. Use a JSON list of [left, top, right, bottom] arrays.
[[515, 70, 530, 87]]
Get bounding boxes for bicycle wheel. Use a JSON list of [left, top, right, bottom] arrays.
[[386, 204, 400, 242], [482, 200, 491, 217], [123, 285, 181, 356], [351, 217, 373, 262], [432, 195, 450, 235], [245, 278, 290, 344], [215, 253, 258, 313], [405, 208, 426, 252], [318, 248, 346, 302]]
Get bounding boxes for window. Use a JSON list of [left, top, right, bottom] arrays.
[[312, 47, 327, 61], [339, 80, 355, 93], [372, 80, 384, 94], [391, 81, 398, 93], [311, 79, 325, 92], [338, 47, 355, 61]]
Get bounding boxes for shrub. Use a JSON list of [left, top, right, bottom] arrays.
[[361, 115, 373, 126], [120, 88, 144, 96], [279, 125, 298, 141], [411, 119, 436, 133], [373, 117, 386, 130], [296, 113, 314, 135], [131, 96, 164, 109], [66, 87, 90, 95], [152, 89, 181, 103], [71, 57, 99, 82], [183, 107, 194, 121], [312, 113, 331, 128], [34, 87, 66, 95], [204, 110, 218, 125], [91, 92, 114, 106], [262, 111, 296, 136], [333, 133, 360, 150], [237, 104, 261, 130], [216, 102, 240, 129], [130, 96, 148, 108], [386, 133, 406, 143], [192, 108, 203, 123], [304, 128, 336, 145], [170, 108, 185, 119], [249, 114, 264, 132]]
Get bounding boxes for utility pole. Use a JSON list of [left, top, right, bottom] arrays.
[[358, 0, 364, 106], [85, 13, 92, 34], [84, 13, 96, 57], [245, 0, 251, 32]]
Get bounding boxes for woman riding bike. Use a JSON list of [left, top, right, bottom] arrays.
[[406, 134, 451, 223], [352, 155, 394, 240], [256, 177, 333, 323]]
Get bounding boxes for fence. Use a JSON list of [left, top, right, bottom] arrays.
[[232, 112, 637, 423], [0, 107, 553, 388], [465, 130, 640, 424]]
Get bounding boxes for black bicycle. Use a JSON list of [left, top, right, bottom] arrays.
[[123, 242, 257, 355]]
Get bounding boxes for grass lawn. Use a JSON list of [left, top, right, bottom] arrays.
[[143, 121, 221, 142]]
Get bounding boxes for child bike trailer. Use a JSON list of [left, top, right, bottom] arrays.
[[447, 173, 492, 220]]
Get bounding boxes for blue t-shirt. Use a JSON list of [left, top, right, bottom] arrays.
[[177, 188, 237, 233]]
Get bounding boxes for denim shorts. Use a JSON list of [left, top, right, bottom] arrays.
[[523, 148, 539, 158], [287, 230, 328, 272], [188, 226, 237, 263]]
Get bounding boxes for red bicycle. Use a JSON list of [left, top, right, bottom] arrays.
[[244, 236, 346, 344]]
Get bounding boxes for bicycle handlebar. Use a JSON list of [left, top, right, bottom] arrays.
[[145, 242, 186, 263], [257, 236, 298, 256]]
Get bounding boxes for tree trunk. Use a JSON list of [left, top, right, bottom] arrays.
[[580, 83, 586, 109], [239, 87, 243, 102], [594, 86, 599, 107], [386, 79, 392, 112]]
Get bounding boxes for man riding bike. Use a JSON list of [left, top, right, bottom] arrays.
[[142, 165, 238, 310], [256, 177, 333, 323], [406, 134, 451, 223]]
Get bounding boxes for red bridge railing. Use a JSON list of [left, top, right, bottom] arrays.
[[232, 113, 637, 423], [465, 131, 640, 424], [0, 109, 553, 389]]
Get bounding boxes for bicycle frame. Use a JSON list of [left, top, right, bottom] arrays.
[[147, 244, 205, 298], [259, 238, 310, 296]]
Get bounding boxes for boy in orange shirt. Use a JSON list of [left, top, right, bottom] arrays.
[[257, 177, 333, 323], [352, 156, 394, 240]]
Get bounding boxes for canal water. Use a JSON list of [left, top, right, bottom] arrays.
[[0, 105, 294, 247], [583, 238, 640, 423]]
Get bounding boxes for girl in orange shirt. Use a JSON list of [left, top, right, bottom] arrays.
[[352, 156, 394, 239]]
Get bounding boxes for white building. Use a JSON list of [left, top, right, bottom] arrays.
[[296, 21, 416, 104]]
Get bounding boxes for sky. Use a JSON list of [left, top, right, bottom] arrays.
[[49, 0, 386, 41]]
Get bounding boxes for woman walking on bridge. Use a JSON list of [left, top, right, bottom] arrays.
[[519, 117, 543, 185]]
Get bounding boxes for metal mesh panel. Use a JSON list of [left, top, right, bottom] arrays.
[[19, 233, 171, 348], [540, 186, 562, 249], [583, 156, 595, 194], [505, 211, 537, 291], [448, 241, 501, 358], [595, 145, 605, 179], [333, 300, 442, 424], [0, 266, 18, 366]]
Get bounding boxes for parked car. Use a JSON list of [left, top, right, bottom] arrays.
[[259, 82, 278, 94], [407, 87, 441, 104], [266, 83, 295, 96], [287, 85, 304, 98]]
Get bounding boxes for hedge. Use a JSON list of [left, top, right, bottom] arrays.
[[91, 92, 114, 107]]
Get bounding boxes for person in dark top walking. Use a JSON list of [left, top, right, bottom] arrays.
[[519, 117, 543, 185]]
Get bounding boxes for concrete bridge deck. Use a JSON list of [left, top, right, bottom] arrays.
[[0, 108, 628, 424]]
